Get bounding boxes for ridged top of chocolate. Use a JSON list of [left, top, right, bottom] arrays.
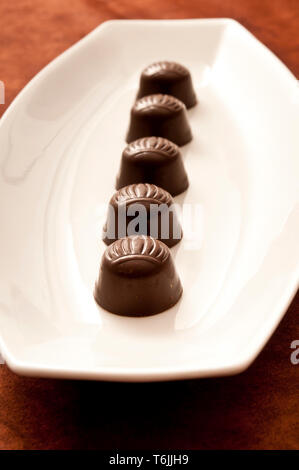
[[142, 61, 189, 79], [111, 183, 173, 206], [133, 94, 185, 115], [105, 236, 169, 264], [123, 137, 179, 160]]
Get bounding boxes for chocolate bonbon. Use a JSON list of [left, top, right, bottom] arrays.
[[137, 61, 197, 109], [126, 94, 192, 146], [94, 236, 183, 316], [103, 183, 182, 247], [116, 136, 189, 196]]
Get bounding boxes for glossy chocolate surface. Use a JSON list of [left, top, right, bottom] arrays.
[[94, 236, 183, 316], [137, 61, 197, 109], [126, 94, 192, 146], [103, 183, 182, 247], [116, 136, 189, 196]]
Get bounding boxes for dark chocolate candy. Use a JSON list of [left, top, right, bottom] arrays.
[[103, 183, 182, 247], [126, 94, 192, 146], [137, 61, 197, 109], [116, 136, 189, 196], [94, 235, 183, 316]]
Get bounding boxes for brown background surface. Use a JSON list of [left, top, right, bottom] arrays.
[[0, 0, 298, 450]]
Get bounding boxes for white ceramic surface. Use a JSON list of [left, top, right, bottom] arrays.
[[0, 19, 298, 381]]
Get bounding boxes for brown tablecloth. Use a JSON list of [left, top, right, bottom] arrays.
[[0, 0, 298, 450]]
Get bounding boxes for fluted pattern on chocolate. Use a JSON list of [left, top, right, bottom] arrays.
[[142, 61, 189, 78], [124, 137, 179, 158], [111, 183, 173, 206], [133, 94, 184, 113], [106, 236, 169, 263]]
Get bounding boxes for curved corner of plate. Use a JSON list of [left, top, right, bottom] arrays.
[[219, 17, 243, 28], [0, 349, 5, 366]]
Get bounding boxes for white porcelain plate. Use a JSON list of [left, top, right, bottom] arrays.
[[0, 19, 298, 381]]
